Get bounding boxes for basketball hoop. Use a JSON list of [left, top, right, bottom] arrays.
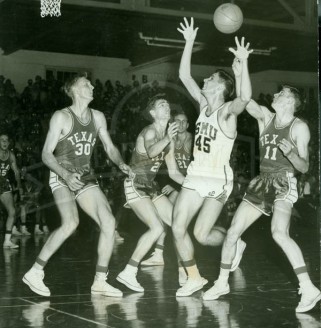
[[40, 0, 61, 17]]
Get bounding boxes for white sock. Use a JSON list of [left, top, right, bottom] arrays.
[[31, 266, 44, 272], [218, 275, 229, 283], [299, 279, 313, 287], [4, 234, 11, 243], [95, 272, 107, 280], [178, 266, 186, 275], [155, 248, 163, 255], [125, 264, 138, 274]]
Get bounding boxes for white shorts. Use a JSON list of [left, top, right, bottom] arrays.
[[182, 167, 233, 203]]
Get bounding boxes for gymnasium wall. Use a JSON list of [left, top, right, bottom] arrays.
[[0, 50, 130, 93], [0, 50, 318, 100]]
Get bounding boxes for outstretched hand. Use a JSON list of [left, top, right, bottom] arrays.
[[167, 122, 178, 141], [177, 17, 199, 41], [229, 37, 253, 60]]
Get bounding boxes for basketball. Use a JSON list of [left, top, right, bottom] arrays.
[[213, 3, 243, 34]]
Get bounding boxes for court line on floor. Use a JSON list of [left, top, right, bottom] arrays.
[[20, 297, 111, 327], [2, 293, 92, 300]]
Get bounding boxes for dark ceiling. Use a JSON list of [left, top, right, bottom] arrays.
[[0, 0, 319, 73]]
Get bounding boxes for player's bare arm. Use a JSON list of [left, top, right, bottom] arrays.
[[42, 110, 85, 191], [177, 17, 203, 107], [94, 110, 133, 177], [9, 152, 22, 195], [227, 36, 253, 116], [246, 100, 273, 134], [279, 120, 310, 174], [165, 141, 185, 185], [144, 123, 177, 159]]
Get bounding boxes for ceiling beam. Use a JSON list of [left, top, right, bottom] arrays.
[[276, 0, 305, 26], [26, 0, 314, 33], [127, 44, 204, 71]]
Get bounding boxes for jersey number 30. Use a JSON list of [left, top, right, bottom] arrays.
[[195, 136, 210, 153], [75, 143, 91, 156]]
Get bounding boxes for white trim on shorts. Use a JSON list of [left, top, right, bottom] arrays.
[[124, 178, 164, 208], [243, 171, 298, 216], [273, 171, 298, 206], [49, 170, 98, 199], [242, 197, 270, 216]]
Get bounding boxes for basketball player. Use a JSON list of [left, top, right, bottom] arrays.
[[116, 95, 185, 292], [19, 167, 49, 235], [141, 110, 192, 268], [172, 17, 253, 297], [204, 86, 321, 313], [0, 132, 22, 248], [23, 73, 133, 298]]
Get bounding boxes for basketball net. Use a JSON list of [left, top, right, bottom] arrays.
[[40, 0, 61, 17]]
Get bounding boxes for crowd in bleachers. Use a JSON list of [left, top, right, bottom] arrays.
[[0, 74, 319, 232]]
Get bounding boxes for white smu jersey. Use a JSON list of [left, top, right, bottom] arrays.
[[187, 106, 236, 178]]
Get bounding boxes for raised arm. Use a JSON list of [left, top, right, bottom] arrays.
[[165, 141, 185, 185], [279, 120, 310, 174], [42, 111, 85, 191], [246, 99, 273, 134], [95, 111, 133, 177], [227, 37, 253, 116], [144, 123, 178, 158], [177, 17, 202, 105]]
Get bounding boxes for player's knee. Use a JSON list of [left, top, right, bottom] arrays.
[[8, 207, 16, 218], [62, 219, 79, 235], [152, 223, 164, 239], [193, 228, 207, 245], [173, 206, 184, 221], [172, 222, 185, 240], [100, 216, 116, 234], [271, 228, 287, 244]]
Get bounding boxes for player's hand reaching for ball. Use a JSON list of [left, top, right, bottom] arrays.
[[65, 172, 85, 191], [177, 17, 199, 42], [167, 122, 178, 141], [229, 36, 253, 60]]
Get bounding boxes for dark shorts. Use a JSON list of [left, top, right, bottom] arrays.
[[124, 176, 163, 207], [49, 171, 99, 199], [0, 178, 12, 196], [243, 171, 298, 216]]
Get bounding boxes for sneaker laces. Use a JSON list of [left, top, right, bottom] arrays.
[[96, 272, 108, 281], [297, 287, 309, 306], [130, 267, 138, 276]]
